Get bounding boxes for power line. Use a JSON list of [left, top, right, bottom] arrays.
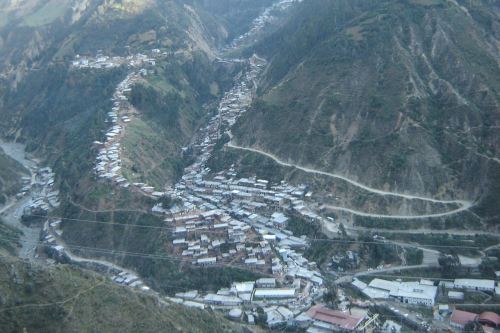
[[0, 235, 274, 276], [26, 214, 499, 250], [1, 241, 499, 330], [0, 232, 492, 283]]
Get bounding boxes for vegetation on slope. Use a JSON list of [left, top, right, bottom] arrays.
[[0, 148, 29, 204], [0, 0, 266, 302], [190, 0, 275, 41], [231, 0, 499, 220], [0, 255, 246, 333], [58, 198, 262, 295], [0, 220, 21, 255], [124, 52, 239, 186]]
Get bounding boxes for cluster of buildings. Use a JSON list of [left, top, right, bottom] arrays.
[[72, 49, 170, 197], [229, 0, 304, 49], [353, 277, 500, 308], [93, 72, 138, 186], [109, 271, 151, 292], [92, 71, 165, 197], [71, 49, 165, 69], [166, 209, 272, 272], [16, 175, 32, 198], [57, 3, 499, 331], [178, 171, 323, 226], [173, 278, 296, 306], [448, 309, 500, 332], [170, 277, 331, 329], [156, 57, 338, 265], [73, 49, 334, 328], [72, 45, 332, 325], [22, 167, 60, 216], [349, 277, 500, 331], [146, 55, 336, 327], [174, 54, 265, 187], [353, 278, 438, 307]]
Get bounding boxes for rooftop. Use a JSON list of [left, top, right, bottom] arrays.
[[450, 309, 478, 327], [254, 288, 296, 298], [307, 305, 364, 331], [454, 279, 495, 289]]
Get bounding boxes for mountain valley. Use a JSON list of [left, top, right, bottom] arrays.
[[0, 1, 499, 332]]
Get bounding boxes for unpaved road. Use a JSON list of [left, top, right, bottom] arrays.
[[227, 142, 473, 219]]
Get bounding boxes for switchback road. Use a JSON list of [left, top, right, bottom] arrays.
[[227, 142, 473, 219]]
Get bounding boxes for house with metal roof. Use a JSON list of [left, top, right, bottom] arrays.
[[306, 305, 365, 332], [363, 278, 437, 306]]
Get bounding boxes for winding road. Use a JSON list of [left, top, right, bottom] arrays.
[[346, 225, 499, 236], [227, 141, 473, 219], [321, 204, 470, 220]]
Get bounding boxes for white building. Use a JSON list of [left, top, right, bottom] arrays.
[[360, 278, 437, 307], [256, 278, 277, 288], [454, 279, 495, 292], [253, 288, 296, 300], [231, 281, 255, 295], [448, 291, 465, 301], [204, 294, 243, 306], [197, 257, 216, 266], [271, 212, 288, 228]]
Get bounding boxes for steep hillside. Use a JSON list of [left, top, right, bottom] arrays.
[[231, 0, 500, 220], [0, 220, 21, 255], [122, 52, 239, 187], [0, 255, 247, 333], [0, 0, 232, 189], [190, 0, 275, 41], [0, 147, 29, 204], [0, 0, 271, 299]]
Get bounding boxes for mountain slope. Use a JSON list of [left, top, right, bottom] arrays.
[[0, 146, 29, 204], [0, 0, 273, 301], [0, 254, 246, 333], [0, 0, 232, 187], [232, 0, 499, 220]]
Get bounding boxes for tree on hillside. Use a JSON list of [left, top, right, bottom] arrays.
[[323, 288, 338, 308], [438, 253, 461, 278], [160, 195, 181, 209]]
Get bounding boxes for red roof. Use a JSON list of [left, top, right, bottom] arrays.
[[307, 305, 364, 331], [450, 309, 478, 327], [478, 312, 500, 327]]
